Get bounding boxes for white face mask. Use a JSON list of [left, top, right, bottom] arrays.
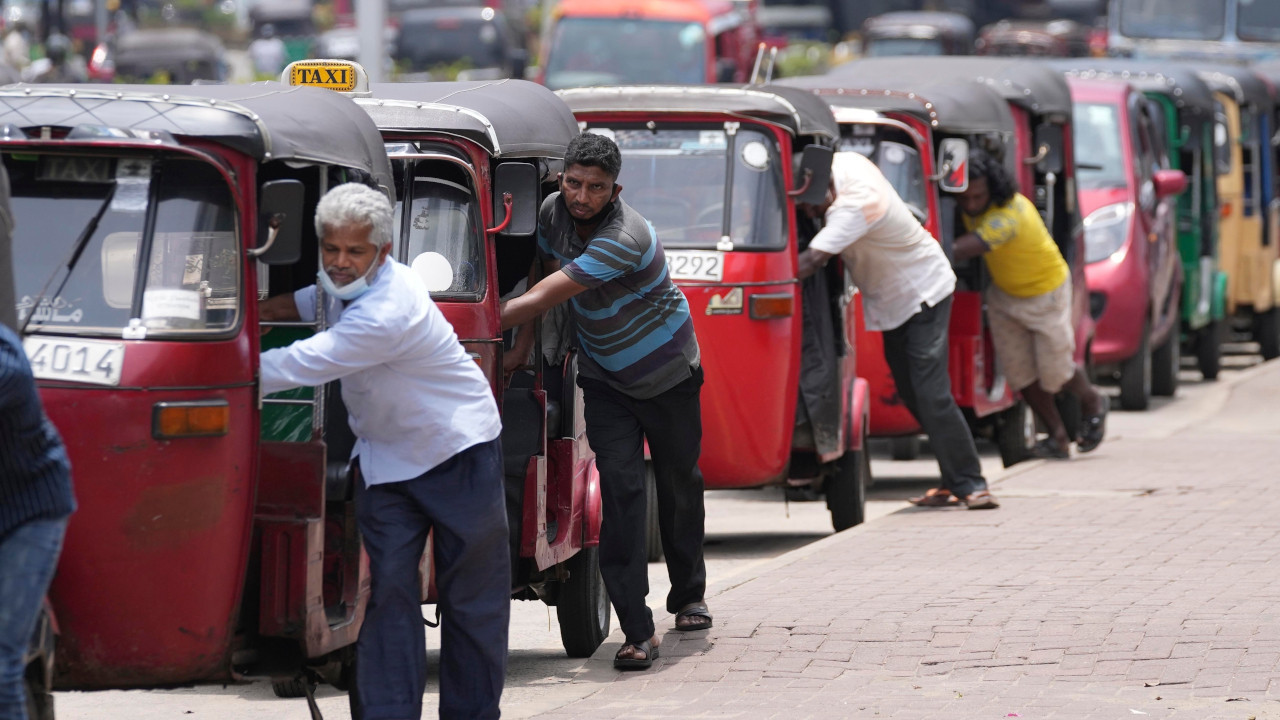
[[317, 255, 382, 301]]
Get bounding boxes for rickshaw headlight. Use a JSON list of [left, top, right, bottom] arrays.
[[153, 400, 230, 439], [749, 293, 794, 320], [1083, 202, 1133, 264]]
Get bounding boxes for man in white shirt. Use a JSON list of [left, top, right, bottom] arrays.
[[259, 183, 508, 719], [797, 152, 997, 510]]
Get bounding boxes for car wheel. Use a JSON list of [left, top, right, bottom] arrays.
[[1118, 325, 1152, 410], [556, 545, 611, 658], [1197, 319, 1222, 380]]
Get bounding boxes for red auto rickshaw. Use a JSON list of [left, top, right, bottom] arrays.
[[557, 84, 872, 534], [282, 61, 610, 663], [778, 73, 1030, 462], [6, 83, 392, 703]]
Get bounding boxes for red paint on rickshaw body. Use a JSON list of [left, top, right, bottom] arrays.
[[34, 144, 263, 688]]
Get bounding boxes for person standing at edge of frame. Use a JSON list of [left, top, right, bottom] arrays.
[[500, 132, 710, 671], [258, 182, 509, 719]]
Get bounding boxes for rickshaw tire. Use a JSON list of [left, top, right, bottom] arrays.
[[1197, 320, 1222, 380], [1151, 325, 1181, 397], [556, 545, 611, 658], [1254, 307, 1280, 361], [271, 675, 317, 698], [23, 677, 54, 720], [826, 449, 867, 532], [1118, 327, 1152, 411], [996, 400, 1036, 468], [643, 462, 663, 563]]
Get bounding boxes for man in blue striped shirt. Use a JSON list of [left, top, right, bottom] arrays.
[[501, 132, 709, 670]]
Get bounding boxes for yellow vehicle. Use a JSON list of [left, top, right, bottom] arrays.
[[1199, 65, 1280, 359]]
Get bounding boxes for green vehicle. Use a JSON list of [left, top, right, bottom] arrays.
[[1057, 60, 1228, 379]]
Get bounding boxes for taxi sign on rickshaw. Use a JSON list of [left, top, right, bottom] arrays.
[[283, 59, 370, 95]]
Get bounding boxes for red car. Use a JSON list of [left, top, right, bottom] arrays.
[[1067, 76, 1187, 410]]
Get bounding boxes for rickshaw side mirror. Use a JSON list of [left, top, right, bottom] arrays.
[[936, 137, 970, 194], [252, 179, 304, 265], [1031, 124, 1064, 174], [493, 162, 538, 237], [1153, 169, 1188, 199], [791, 145, 833, 206]]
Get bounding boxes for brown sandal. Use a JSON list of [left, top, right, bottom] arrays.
[[908, 488, 960, 507], [963, 490, 1000, 510]]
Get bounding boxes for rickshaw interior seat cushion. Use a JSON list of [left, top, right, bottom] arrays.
[[501, 382, 543, 480]]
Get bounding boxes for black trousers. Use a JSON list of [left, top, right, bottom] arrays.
[[579, 367, 708, 645], [353, 438, 509, 720], [881, 295, 988, 498]]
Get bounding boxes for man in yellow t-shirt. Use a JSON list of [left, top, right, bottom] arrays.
[[952, 149, 1107, 459]]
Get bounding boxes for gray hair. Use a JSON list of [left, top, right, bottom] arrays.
[[314, 183, 394, 248]]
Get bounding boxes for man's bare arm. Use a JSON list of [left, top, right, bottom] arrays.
[[259, 293, 301, 322], [500, 270, 588, 331], [797, 248, 835, 280], [952, 233, 989, 263]]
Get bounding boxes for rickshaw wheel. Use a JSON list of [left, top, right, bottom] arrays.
[[1118, 325, 1152, 411], [1196, 319, 1222, 380], [996, 400, 1037, 468], [644, 462, 663, 563], [271, 674, 317, 698], [1151, 321, 1181, 397], [1254, 307, 1280, 360], [556, 545, 611, 658], [826, 446, 868, 532]]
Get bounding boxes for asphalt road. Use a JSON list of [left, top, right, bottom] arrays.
[[49, 341, 1266, 719]]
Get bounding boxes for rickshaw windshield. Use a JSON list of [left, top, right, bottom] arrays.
[[544, 18, 706, 90], [391, 159, 484, 301], [1118, 0, 1225, 40], [609, 127, 788, 251], [1073, 103, 1128, 190], [1239, 1, 1280, 42], [10, 153, 239, 337], [864, 38, 945, 57], [838, 130, 928, 222]]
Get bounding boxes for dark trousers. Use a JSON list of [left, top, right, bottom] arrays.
[[580, 368, 708, 645], [0, 518, 65, 720], [882, 296, 987, 498], [354, 438, 509, 720]]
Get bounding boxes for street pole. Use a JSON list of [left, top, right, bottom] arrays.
[[95, 0, 107, 49], [357, 0, 386, 82]]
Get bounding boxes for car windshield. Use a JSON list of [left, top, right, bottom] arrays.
[[391, 159, 484, 301], [864, 37, 945, 56], [608, 127, 788, 251], [11, 153, 239, 337], [543, 18, 706, 89], [396, 16, 504, 69], [1073, 103, 1128, 190], [1239, 0, 1280, 42], [1118, 0, 1225, 40]]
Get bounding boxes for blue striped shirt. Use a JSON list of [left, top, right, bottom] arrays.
[[539, 193, 699, 399]]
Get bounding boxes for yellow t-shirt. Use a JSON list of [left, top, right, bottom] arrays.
[[962, 193, 1069, 298]]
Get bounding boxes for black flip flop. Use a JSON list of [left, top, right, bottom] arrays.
[[1077, 395, 1109, 453], [613, 638, 658, 670], [674, 602, 713, 632]]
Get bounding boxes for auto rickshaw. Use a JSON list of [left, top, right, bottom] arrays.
[[827, 56, 1097, 463], [556, 84, 872, 535], [282, 59, 610, 661], [108, 28, 228, 84], [1055, 60, 1229, 380], [1196, 64, 1280, 361], [6, 82, 392, 701], [860, 11, 975, 57], [1064, 75, 1187, 410], [777, 72, 1033, 461], [975, 19, 1094, 57]]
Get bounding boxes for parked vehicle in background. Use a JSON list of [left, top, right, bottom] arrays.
[[779, 71, 1028, 463], [1066, 76, 1186, 409], [860, 11, 974, 57], [249, 0, 315, 66], [1108, 0, 1280, 63], [976, 18, 1094, 56], [558, 84, 873, 535], [393, 5, 526, 81], [538, 0, 760, 90], [1195, 64, 1280, 361], [108, 28, 227, 84]]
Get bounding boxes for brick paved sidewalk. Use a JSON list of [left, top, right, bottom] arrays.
[[525, 361, 1280, 720]]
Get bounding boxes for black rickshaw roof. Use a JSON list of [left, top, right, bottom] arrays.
[[863, 11, 975, 38], [1194, 63, 1275, 110], [829, 56, 1073, 118], [359, 79, 579, 159], [777, 73, 1015, 135], [0, 83, 393, 187], [554, 84, 839, 142], [1051, 59, 1219, 118]]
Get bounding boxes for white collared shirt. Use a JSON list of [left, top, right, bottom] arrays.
[[260, 258, 501, 486], [808, 152, 956, 332]]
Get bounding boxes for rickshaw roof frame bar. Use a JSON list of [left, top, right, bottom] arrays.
[[778, 75, 1017, 136], [1051, 59, 1221, 122]]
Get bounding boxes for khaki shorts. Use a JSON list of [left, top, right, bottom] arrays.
[[986, 279, 1076, 394]]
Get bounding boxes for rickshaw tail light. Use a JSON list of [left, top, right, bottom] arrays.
[[153, 401, 230, 439], [749, 293, 794, 320]]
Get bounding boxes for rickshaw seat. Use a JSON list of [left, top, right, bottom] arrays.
[[501, 374, 544, 480]]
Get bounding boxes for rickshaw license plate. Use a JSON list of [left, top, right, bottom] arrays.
[[23, 337, 125, 386], [666, 251, 723, 282]]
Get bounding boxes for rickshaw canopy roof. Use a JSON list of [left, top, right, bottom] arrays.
[[114, 28, 225, 65], [0, 83, 393, 188], [360, 79, 580, 159], [555, 84, 839, 143], [830, 56, 1073, 118], [1051, 59, 1219, 121], [1195, 63, 1275, 111], [863, 11, 975, 40], [777, 73, 1015, 135]]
